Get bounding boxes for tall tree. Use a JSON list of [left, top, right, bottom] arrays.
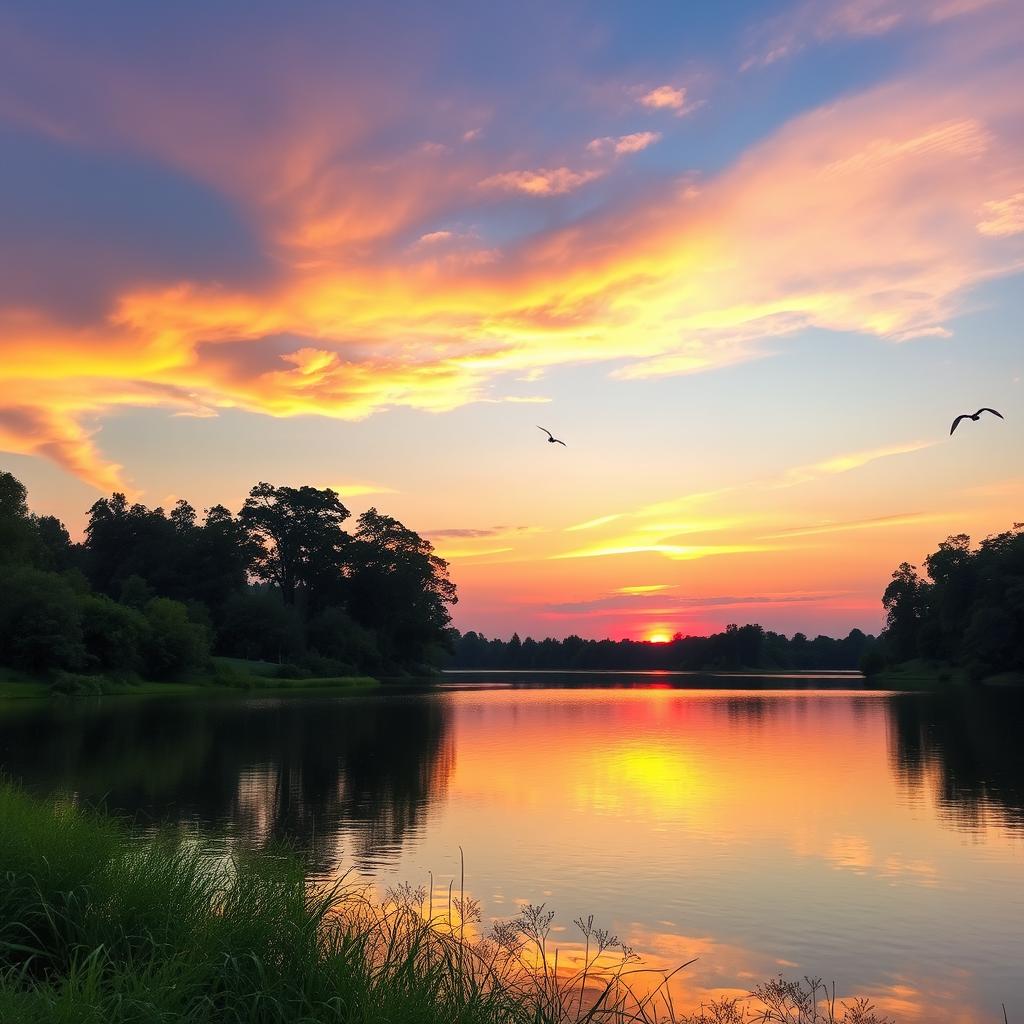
[[0, 471, 38, 566], [347, 508, 457, 667], [238, 483, 350, 608]]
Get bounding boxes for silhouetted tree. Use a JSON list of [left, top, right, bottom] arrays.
[[239, 483, 350, 609], [882, 562, 925, 663], [347, 509, 457, 668]]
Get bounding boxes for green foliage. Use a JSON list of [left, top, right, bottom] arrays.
[[858, 644, 887, 678], [878, 524, 1024, 680], [140, 598, 212, 679], [220, 589, 305, 663], [347, 508, 457, 669], [239, 482, 350, 608], [0, 470, 457, 681], [78, 594, 148, 673], [0, 567, 85, 673], [307, 605, 381, 673]]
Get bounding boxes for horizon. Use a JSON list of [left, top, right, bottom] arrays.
[[2, 0, 1023, 642]]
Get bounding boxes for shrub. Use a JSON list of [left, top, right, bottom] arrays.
[[0, 567, 84, 674], [141, 597, 212, 679], [78, 593, 148, 673]]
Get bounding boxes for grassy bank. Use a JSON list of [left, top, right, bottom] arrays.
[[0, 661, 378, 702], [865, 659, 1024, 690], [0, 782, 901, 1024], [865, 659, 969, 690]]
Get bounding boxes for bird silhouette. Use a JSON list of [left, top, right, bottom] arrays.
[[949, 407, 1004, 435], [537, 426, 567, 446]]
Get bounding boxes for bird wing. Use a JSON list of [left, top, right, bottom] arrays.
[[553, 439, 567, 446], [976, 408, 1004, 419], [950, 415, 969, 435], [537, 425, 553, 439]]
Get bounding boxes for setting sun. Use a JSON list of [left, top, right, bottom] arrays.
[[646, 630, 673, 644]]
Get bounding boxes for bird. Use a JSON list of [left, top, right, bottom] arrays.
[[949, 407, 1004, 435], [537, 426, 567, 446]]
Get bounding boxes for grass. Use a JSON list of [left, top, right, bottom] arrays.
[[0, 661, 378, 702], [866, 659, 969, 690], [0, 781, 903, 1024]]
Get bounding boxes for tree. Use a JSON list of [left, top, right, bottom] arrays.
[[141, 598, 211, 679], [78, 594, 148, 673], [347, 509, 457, 668], [239, 483, 350, 609], [882, 562, 926, 662], [0, 567, 84, 673], [0, 471, 39, 566], [219, 589, 304, 663]]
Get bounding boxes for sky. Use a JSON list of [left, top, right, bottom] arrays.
[[1, 0, 1023, 641]]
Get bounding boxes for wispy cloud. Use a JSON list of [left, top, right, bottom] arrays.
[[479, 166, 602, 196], [616, 584, 675, 595], [742, 0, 1004, 70], [977, 191, 1024, 237], [587, 131, 662, 156], [760, 511, 945, 539], [566, 513, 627, 532], [0, 4, 1021, 490], [427, 525, 531, 539], [778, 440, 936, 486], [553, 542, 770, 562]]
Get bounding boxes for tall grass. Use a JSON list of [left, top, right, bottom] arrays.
[[0, 782, 899, 1023]]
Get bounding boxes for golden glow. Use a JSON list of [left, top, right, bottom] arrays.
[[645, 629, 673, 643]]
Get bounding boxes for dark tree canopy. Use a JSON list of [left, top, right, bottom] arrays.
[[0, 470, 458, 681], [239, 483, 350, 609], [875, 524, 1024, 680], [449, 623, 873, 672]]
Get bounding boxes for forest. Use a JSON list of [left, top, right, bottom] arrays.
[[0, 471, 457, 683], [447, 623, 874, 671]]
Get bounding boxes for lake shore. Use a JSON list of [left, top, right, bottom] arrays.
[[865, 659, 1024, 690], [0, 780, 896, 1024], [0, 659, 378, 702]]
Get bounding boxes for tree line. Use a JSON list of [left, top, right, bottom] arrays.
[[0, 470, 457, 683], [873, 523, 1024, 680], [448, 623, 875, 672]]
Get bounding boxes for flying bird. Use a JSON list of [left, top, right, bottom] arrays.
[[949, 407, 1004, 435], [537, 426, 567, 446]]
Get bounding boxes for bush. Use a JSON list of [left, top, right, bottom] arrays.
[[0, 567, 84, 674], [78, 593, 148, 673], [858, 644, 886, 678], [219, 590, 303, 663], [307, 606, 381, 672], [141, 598, 212, 679]]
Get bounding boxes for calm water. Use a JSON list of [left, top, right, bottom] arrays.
[[1, 674, 1022, 1021]]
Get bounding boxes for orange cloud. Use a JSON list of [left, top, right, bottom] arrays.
[[0, 14, 1022, 490], [977, 190, 1024, 237], [586, 131, 661, 155], [639, 85, 688, 111], [479, 166, 603, 196]]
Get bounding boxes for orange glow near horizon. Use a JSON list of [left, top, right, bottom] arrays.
[[645, 630, 673, 644]]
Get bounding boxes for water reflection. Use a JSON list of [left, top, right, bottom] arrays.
[[0, 681, 1022, 1021], [0, 693, 454, 870], [887, 688, 1024, 832]]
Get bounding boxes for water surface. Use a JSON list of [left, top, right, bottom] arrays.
[[1, 675, 1021, 1020]]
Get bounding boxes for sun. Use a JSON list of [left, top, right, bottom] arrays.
[[645, 629, 673, 644]]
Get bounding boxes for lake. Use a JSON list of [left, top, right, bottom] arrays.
[[1, 674, 1021, 1021]]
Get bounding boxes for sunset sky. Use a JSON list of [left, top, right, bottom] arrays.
[[2, 0, 1022, 640]]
